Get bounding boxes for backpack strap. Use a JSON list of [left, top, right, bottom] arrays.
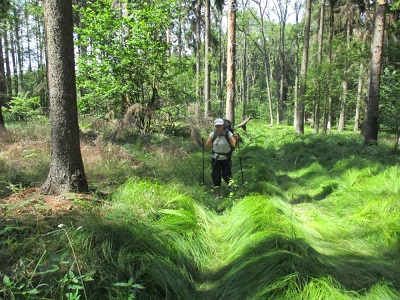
[[212, 129, 217, 143], [224, 128, 230, 142], [212, 128, 230, 143]]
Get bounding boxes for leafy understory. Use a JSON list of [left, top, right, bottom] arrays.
[[1, 120, 399, 299]]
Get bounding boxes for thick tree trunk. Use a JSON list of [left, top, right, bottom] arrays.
[[41, 0, 88, 195], [363, 0, 386, 145], [226, 0, 236, 125]]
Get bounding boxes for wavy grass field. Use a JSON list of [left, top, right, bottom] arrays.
[[1, 120, 399, 299]]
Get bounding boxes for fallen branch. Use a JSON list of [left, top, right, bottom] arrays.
[[235, 116, 252, 131]]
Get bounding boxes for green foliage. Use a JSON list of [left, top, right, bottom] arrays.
[[4, 94, 41, 121], [75, 0, 179, 120], [379, 68, 400, 138]]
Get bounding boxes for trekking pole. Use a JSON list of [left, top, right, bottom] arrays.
[[202, 138, 205, 185], [237, 135, 244, 185]]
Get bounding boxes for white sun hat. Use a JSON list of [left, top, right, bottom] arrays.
[[214, 118, 224, 126]]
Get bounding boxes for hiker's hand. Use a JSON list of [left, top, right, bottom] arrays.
[[235, 134, 241, 143], [198, 139, 204, 146]]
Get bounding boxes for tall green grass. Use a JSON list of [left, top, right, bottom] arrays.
[[1, 119, 400, 299]]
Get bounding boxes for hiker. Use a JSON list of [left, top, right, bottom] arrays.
[[203, 118, 237, 199]]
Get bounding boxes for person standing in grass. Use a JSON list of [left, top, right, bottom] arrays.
[[204, 118, 237, 199]]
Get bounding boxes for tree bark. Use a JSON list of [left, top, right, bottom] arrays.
[[4, 27, 12, 98], [338, 1, 354, 132], [0, 36, 6, 130], [338, 80, 348, 131], [252, 0, 273, 126], [41, 0, 88, 195], [296, 0, 312, 134], [293, 0, 302, 128], [363, 0, 386, 145], [195, 0, 202, 103], [314, 0, 325, 134], [226, 0, 236, 125], [242, 35, 247, 120], [353, 63, 364, 132], [204, 0, 211, 117]]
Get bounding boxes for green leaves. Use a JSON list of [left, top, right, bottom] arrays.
[[75, 0, 175, 118], [379, 68, 400, 136]]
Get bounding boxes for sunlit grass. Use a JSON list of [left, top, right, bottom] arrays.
[[1, 118, 400, 299]]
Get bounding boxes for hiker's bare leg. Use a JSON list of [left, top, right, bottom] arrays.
[[214, 186, 221, 198]]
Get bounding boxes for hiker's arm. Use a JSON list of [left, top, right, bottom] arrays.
[[230, 135, 236, 148], [204, 136, 213, 148]]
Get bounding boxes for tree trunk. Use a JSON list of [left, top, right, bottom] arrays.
[[363, 0, 386, 145], [277, 20, 285, 125], [242, 35, 247, 119], [226, 0, 236, 125], [218, 13, 224, 117], [274, 0, 289, 125], [314, 0, 325, 134], [296, 0, 312, 134], [11, 7, 19, 96], [41, 0, 88, 195], [338, 1, 354, 132], [338, 80, 347, 131], [4, 27, 12, 98], [353, 63, 363, 132], [265, 68, 273, 126], [16, 6, 24, 89], [0, 37, 6, 130], [204, 0, 211, 117], [293, 1, 301, 128], [195, 0, 201, 103]]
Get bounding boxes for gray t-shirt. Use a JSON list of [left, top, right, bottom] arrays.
[[209, 130, 233, 160]]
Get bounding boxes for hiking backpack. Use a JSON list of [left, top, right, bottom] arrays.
[[212, 119, 235, 156]]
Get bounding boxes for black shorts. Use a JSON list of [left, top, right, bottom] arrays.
[[211, 157, 232, 186]]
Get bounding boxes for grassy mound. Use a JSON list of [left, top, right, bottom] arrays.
[[1, 119, 399, 299]]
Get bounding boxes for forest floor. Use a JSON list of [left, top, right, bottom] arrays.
[[0, 132, 106, 230], [0, 188, 93, 223], [1, 121, 400, 299]]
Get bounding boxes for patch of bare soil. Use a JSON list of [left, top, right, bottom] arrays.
[[0, 188, 96, 224]]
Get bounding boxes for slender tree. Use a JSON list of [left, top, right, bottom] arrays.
[[204, 0, 211, 117], [0, 37, 6, 130], [41, 0, 88, 195], [248, 0, 274, 126], [295, 0, 312, 134], [272, 0, 290, 124], [0, 0, 11, 130], [338, 0, 355, 132], [314, 0, 325, 134], [226, 0, 236, 125], [292, 0, 302, 128], [354, 23, 370, 132], [195, 0, 202, 104], [362, 0, 386, 145]]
